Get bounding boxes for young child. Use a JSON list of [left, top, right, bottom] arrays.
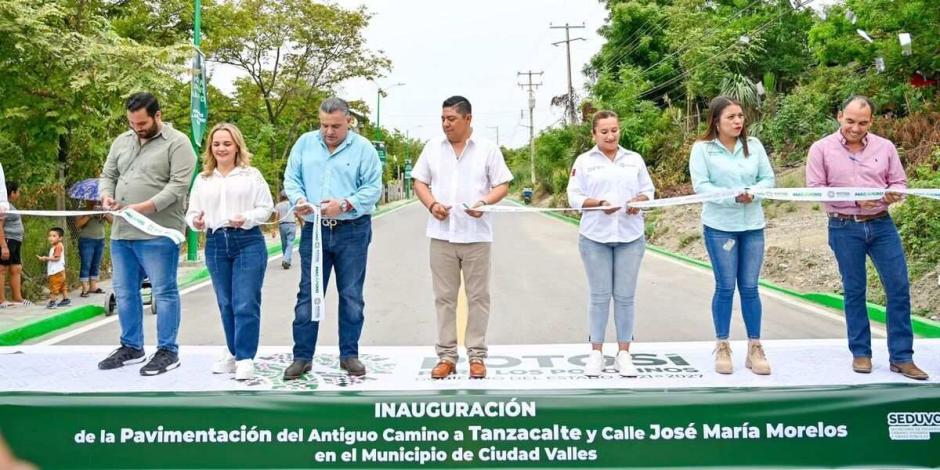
[[37, 227, 70, 309]]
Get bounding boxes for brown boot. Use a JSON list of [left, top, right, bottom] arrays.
[[430, 360, 456, 379], [890, 362, 929, 381], [852, 357, 872, 374], [469, 358, 486, 379]]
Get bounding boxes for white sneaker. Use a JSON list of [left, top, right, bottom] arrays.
[[615, 351, 638, 377], [235, 359, 254, 381], [584, 350, 604, 377], [212, 351, 236, 374]]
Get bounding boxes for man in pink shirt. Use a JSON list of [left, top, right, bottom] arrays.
[[806, 95, 928, 380]]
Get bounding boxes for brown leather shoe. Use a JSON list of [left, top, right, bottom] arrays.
[[430, 360, 456, 379], [469, 359, 486, 379], [890, 362, 929, 381], [852, 357, 872, 374]]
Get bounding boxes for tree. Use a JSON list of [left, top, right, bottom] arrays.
[[207, 0, 391, 169], [0, 0, 189, 202]]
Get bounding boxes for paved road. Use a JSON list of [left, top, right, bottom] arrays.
[[42, 201, 861, 348]]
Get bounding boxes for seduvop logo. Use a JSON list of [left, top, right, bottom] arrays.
[[888, 412, 940, 426], [886, 412, 940, 441]]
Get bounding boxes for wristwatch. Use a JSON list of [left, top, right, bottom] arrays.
[[340, 200, 351, 213]]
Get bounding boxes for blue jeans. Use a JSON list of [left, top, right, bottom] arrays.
[[279, 223, 296, 265], [578, 235, 645, 343], [111, 237, 181, 352], [205, 227, 267, 360], [827, 215, 913, 363], [78, 237, 105, 281], [292, 216, 372, 361], [703, 226, 765, 340]]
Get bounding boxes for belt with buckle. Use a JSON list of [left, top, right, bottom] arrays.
[[827, 211, 888, 223], [321, 216, 368, 228]]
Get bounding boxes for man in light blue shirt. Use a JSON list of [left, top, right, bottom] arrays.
[[282, 97, 382, 380]]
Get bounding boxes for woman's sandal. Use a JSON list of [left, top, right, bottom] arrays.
[[80, 291, 89, 298]]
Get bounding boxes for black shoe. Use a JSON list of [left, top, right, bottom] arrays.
[[46, 300, 57, 309], [283, 360, 311, 380], [282, 261, 291, 270], [139, 349, 180, 376], [340, 357, 366, 376], [98, 345, 146, 370], [57, 298, 71, 307]]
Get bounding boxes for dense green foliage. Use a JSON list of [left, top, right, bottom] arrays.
[[0, 0, 400, 296], [510, 0, 939, 278]]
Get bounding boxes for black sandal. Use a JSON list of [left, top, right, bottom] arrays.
[[90, 288, 105, 294], [80, 291, 89, 298]]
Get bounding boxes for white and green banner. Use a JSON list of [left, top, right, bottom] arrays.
[[1, 340, 938, 468]]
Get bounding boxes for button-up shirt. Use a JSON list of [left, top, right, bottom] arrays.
[[99, 124, 196, 240], [689, 137, 775, 232], [185, 166, 274, 231], [806, 131, 906, 215], [411, 134, 513, 243], [567, 146, 655, 243], [283, 130, 382, 221]]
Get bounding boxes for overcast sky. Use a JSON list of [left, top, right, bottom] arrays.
[[209, 0, 839, 149]]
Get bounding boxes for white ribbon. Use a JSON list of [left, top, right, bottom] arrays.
[[7, 208, 184, 244], [469, 187, 940, 212], [749, 187, 887, 202], [307, 204, 325, 322], [8, 203, 328, 321], [902, 188, 940, 200]]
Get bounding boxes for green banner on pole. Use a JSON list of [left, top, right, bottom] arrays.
[[190, 50, 208, 148]]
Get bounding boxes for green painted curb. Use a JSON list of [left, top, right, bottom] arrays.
[[0, 199, 418, 346], [0, 305, 102, 346], [508, 198, 940, 338]]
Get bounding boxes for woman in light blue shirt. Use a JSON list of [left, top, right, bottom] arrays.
[[689, 96, 775, 376]]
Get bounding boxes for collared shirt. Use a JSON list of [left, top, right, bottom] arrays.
[[567, 146, 655, 243], [99, 124, 196, 240], [689, 137, 775, 232], [411, 134, 513, 244], [283, 130, 382, 221], [806, 131, 906, 215], [186, 166, 274, 231]]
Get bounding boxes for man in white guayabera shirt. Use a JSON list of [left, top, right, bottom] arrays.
[[411, 96, 513, 380]]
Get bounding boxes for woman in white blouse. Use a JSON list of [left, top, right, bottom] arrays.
[[186, 123, 274, 380], [566, 110, 655, 378]]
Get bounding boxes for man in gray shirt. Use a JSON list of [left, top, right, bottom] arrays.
[[97, 92, 196, 376]]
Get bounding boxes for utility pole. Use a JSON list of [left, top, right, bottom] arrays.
[[487, 125, 500, 146], [517, 70, 543, 185], [550, 22, 585, 125]]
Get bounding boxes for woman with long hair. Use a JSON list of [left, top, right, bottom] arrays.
[[567, 110, 655, 378], [186, 123, 274, 380], [689, 96, 775, 375]]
